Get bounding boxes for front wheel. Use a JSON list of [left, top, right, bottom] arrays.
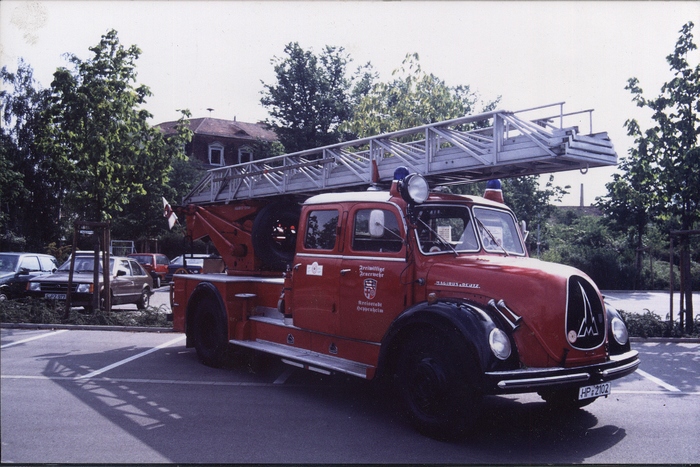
[[396, 329, 482, 440], [192, 294, 229, 367]]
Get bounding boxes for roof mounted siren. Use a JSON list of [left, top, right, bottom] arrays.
[[484, 179, 504, 204]]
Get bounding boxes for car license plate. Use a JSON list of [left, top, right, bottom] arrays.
[[45, 293, 67, 300], [578, 382, 611, 400]]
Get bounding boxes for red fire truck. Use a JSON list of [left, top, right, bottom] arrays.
[[170, 103, 640, 438]]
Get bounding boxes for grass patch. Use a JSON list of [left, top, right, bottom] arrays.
[[0, 298, 172, 328]]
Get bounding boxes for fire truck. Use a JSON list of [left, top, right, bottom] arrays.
[[170, 103, 640, 438]]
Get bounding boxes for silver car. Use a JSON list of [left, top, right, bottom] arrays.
[[27, 254, 153, 312]]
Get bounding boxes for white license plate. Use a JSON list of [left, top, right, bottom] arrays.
[[578, 382, 611, 400], [45, 293, 66, 300]]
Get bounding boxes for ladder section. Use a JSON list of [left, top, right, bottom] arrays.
[[183, 102, 617, 205]]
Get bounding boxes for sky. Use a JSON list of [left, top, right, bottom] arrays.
[[1, 0, 698, 206]]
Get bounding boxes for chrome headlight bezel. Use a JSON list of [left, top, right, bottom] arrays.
[[610, 316, 629, 346], [75, 283, 92, 294], [489, 327, 512, 360]]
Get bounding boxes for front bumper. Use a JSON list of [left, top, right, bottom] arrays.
[[483, 350, 640, 394]]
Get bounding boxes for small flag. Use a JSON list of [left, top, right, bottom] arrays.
[[162, 197, 178, 230]]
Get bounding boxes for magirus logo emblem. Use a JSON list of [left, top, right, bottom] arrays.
[[363, 278, 377, 300], [565, 276, 605, 350]]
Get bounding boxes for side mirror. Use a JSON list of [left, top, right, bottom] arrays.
[[369, 210, 385, 238], [520, 220, 529, 241], [117, 269, 127, 277]]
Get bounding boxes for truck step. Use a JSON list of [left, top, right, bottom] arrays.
[[229, 338, 373, 379]]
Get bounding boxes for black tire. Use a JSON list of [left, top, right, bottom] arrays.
[[251, 200, 301, 270], [538, 388, 598, 410], [136, 287, 150, 310], [396, 328, 482, 440], [192, 294, 229, 368], [151, 273, 161, 289]]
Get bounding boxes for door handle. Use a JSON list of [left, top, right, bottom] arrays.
[[340, 269, 351, 276]]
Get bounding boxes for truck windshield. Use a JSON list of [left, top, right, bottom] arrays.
[[414, 205, 479, 254], [472, 207, 525, 255]]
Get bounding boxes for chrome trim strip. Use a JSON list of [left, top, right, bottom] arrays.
[[601, 358, 640, 377], [296, 253, 406, 262], [496, 372, 590, 389]]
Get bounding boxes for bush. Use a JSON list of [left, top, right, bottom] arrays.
[[0, 298, 172, 328], [620, 310, 699, 338]]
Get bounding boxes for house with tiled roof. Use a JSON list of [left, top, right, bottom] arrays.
[[158, 117, 278, 168]]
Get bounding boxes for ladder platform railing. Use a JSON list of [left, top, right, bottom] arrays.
[[183, 102, 617, 205]]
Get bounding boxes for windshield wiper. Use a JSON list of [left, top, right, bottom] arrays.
[[417, 219, 458, 256], [475, 217, 509, 256]]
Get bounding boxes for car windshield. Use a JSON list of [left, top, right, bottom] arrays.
[[414, 205, 479, 254], [170, 256, 205, 267], [57, 257, 115, 273], [0, 254, 19, 272], [473, 207, 525, 255], [130, 255, 152, 264]]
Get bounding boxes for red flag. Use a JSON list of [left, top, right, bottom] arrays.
[[162, 197, 178, 230]]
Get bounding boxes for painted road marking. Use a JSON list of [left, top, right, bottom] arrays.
[[1, 329, 69, 349], [74, 335, 186, 380], [636, 368, 682, 392]]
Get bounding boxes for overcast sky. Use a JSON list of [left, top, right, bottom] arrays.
[[1, 1, 698, 205]]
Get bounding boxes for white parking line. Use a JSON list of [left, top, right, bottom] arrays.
[[74, 335, 186, 380], [1, 329, 69, 349], [636, 369, 682, 392]]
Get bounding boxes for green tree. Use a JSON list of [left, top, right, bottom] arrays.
[[342, 53, 498, 138], [0, 60, 65, 251], [260, 42, 375, 153], [40, 29, 184, 225]]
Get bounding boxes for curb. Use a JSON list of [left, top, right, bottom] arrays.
[[1, 322, 174, 333], [630, 336, 700, 344]]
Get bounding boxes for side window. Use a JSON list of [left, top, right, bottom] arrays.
[[157, 255, 168, 266], [119, 259, 132, 276], [130, 260, 145, 276], [19, 256, 41, 271], [304, 210, 338, 250], [352, 209, 403, 253], [39, 256, 58, 271]]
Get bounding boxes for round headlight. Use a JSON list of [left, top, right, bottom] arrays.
[[489, 328, 512, 360], [400, 173, 429, 204], [76, 283, 92, 294], [611, 316, 629, 345]]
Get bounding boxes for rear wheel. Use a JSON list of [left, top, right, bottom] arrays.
[[396, 328, 482, 440], [192, 294, 229, 368], [136, 287, 150, 309]]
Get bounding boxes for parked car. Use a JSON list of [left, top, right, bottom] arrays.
[[0, 252, 59, 300], [128, 253, 169, 288], [165, 254, 224, 283], [27, 254, 153, 312]]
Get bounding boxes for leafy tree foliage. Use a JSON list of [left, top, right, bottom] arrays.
[[2, 31, 192, 252], [342, 53, 498, 137], [0, 60, 64, 251], [40, 29, 189, 225], [260, 42, 374, 153]]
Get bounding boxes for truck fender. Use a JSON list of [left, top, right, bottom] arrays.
[[377, 299, 509, 389], [185, 282, 227, 348]]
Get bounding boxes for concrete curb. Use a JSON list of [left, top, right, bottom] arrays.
[[1, 322, 174, 333]]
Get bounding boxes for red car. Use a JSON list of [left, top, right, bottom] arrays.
[[128, 253, 169, 288]]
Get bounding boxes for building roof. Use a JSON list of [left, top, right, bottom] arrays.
[[157, 117, 277, 142]]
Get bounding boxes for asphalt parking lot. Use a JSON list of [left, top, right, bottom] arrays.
[[1, 328, 698, 464]]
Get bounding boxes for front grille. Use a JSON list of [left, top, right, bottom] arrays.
[[39, 282, 78, 293], [565, 275, 606, 350]]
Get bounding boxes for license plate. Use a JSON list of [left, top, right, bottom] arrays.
[[578, 382, 611, 400], [45, 293, 66, 300]]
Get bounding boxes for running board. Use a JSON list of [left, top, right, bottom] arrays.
[[229, 338, 373, 379]]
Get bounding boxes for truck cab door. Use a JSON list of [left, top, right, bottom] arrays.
[[338, 206, 409, 343], [290, 208, 341, 335]]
